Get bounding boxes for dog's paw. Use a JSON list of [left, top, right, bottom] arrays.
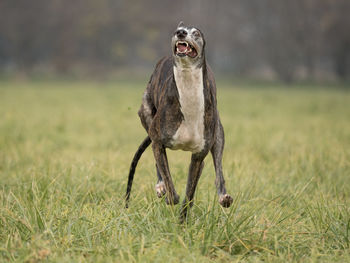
[[219, 194, 233, 208], [165, 193, 180, 205], [155, 181, 166, 198]]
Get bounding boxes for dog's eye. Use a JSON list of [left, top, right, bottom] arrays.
[[193, 31, 200, 37]]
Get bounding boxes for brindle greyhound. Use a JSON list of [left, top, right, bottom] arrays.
[[125, 22, 233, 221]]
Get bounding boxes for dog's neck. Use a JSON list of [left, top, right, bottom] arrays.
[[173, 55, 205, 70], [173, 63, 203, 105], [173, 58, 205, 112]]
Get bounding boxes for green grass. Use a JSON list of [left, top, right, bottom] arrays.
[[0, 80, 349, 262]]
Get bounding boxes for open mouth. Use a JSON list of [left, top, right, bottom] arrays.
[[174, 41, 198, 58]]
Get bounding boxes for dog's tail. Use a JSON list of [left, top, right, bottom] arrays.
[[125, 136, 152, 208]]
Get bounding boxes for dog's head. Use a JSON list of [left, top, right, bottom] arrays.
[[172, 21, 205, 68]]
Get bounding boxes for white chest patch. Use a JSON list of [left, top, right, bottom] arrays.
[[171, 65, 205, 153]]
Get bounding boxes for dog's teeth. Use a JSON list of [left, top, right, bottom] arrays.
[[177, 48, 187, 54], [177, 41, 188, 47]]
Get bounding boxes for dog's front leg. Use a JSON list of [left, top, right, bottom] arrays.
[[180, 154, 204, 222], [152, 143, 179, 205], [211, 122, 233, 208], [155, 165, 166, 198]]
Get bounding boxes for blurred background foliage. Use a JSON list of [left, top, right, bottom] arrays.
[[0, 0, 349, 82]]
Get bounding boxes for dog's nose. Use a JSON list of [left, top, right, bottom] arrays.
[[176, 29, 187, 39]]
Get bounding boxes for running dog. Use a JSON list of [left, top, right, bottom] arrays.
[[125, 22, 233, 221]]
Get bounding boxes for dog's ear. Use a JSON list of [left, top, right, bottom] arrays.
[[177, 21, 184, 28]]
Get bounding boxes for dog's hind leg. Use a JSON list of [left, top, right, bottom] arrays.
[[211, 121, 233, 208], [155, 165, 166, 198], [180, 155, 204, 222], [152, 143, 179, 205]]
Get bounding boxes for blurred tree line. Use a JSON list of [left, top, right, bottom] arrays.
[[0, 0, 349, 82]]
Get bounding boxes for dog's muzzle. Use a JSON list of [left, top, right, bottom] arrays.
[[174, 40, 198, 58]]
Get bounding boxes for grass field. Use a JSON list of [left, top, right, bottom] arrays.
[[0, 80, 349, 262]]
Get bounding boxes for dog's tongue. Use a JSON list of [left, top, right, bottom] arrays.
[[178, 43, 187, 53]]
